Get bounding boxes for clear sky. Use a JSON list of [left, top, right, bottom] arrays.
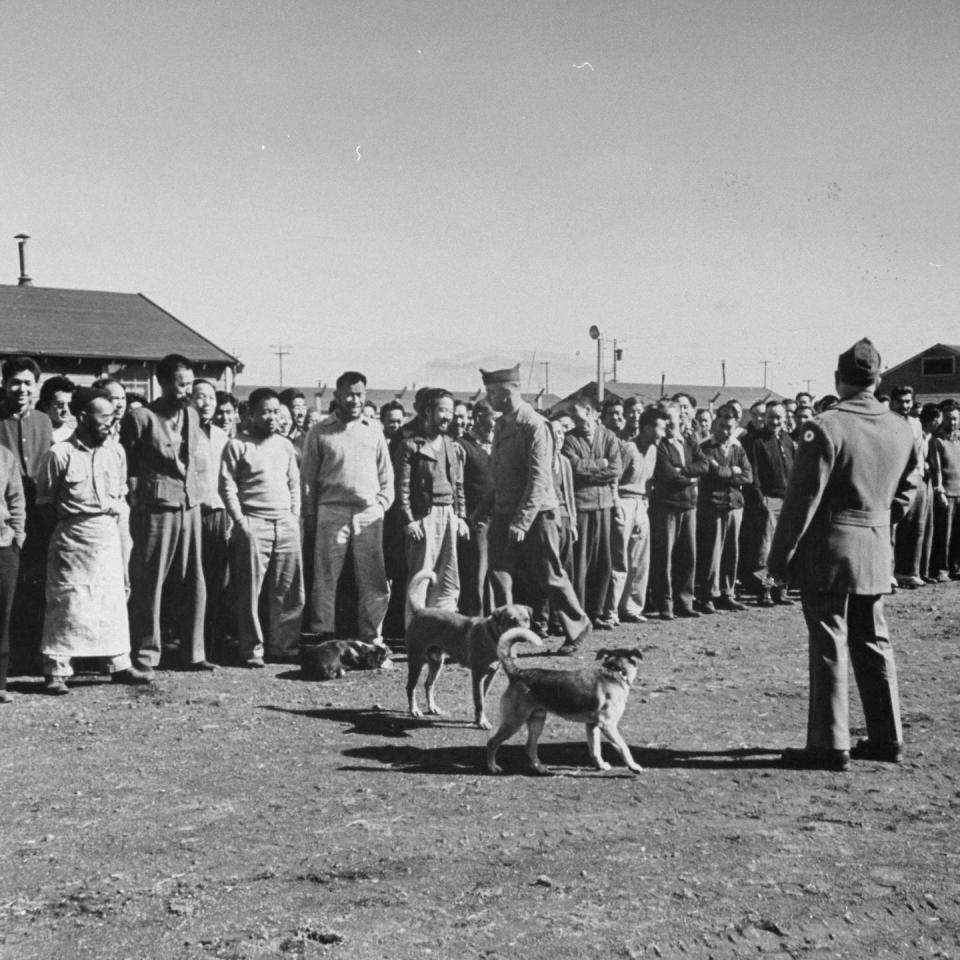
[[3, 1, 959, 397]]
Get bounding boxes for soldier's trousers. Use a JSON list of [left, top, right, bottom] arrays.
[[800, 592, 902, 751]]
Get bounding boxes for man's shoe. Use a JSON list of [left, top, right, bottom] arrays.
[[696, 600, 717, 615], [44, 677, 69, 696], [659, 611, 676, 621], [936, 572, 950, 583], [849, 738, 903, 763], [676, 607, 701, 619], [619, 612, 648, 624], [186, 660, 216, 672], [592, 617, 615, 631], [780, 746, 850, 772], [757, 590, 775, 608], [111, 668, 154, 685], [716, 596, 746, 612], [772, 590, 795, 606], [557, 621, 591, 656], [244, 657, 266, 669]]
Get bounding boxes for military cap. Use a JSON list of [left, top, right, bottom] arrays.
[[837, 338, 881, 386], [480, 364, 521, 385]]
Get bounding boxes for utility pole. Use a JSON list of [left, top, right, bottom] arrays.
[[760, 360, 769, 390], [541, 361, 550, 396], [804, 379, 814, 394], [270, 344, 291, 386], [612, 339, 619, 382]]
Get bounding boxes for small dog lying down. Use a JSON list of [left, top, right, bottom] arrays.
[[300, 639, 392, 682], [405, 570, 532, 729], [486, 628, 644, 776]]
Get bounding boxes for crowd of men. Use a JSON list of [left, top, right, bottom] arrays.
[[0, 349, 949, 711]]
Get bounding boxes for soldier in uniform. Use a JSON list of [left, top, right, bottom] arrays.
[[768, 339, 919, 771], [479, 365, 591, 655]]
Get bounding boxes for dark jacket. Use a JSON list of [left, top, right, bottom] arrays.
[[562, 425, 621, 511], [768, 393, 919, 594], [119, 401, 207, 510], [749, 428, 796, 499], [651, 436, 709, 510], [457, 433, 494, 520], [698, 437, 753, 511], [395, 433, 465, 525]]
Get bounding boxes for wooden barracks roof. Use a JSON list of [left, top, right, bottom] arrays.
[[0, 284, 238, 366]]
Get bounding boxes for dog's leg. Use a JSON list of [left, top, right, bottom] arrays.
[[423, 652, 445, 716], [525, 710, 551, 776], [406, 656, 424, 718], [599, 722, 643, 774], [485, 715, 525, 774], [585, 723, 612, 771], [472, 664, 499, 730]]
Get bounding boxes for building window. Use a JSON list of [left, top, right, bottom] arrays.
[[921, 356, 956, 377], [121, 379, 150, 396]]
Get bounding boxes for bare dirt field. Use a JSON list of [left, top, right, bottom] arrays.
[[2, 584, 959, 960]]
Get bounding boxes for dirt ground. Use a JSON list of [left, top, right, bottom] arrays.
[[2, 584, 959, 960]]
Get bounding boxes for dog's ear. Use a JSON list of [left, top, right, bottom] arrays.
[[523, 605, 533, 622], [491, 608, 506, 632]]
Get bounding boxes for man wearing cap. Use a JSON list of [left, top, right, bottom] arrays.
[[479, 365, 590, 654], [768, 338, 919, 770], [36, 388, 151, 693]]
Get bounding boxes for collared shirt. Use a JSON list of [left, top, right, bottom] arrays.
[[300, 414, 394, 515], [36, 434, 128, 518]]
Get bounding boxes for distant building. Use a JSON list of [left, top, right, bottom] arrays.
[[549, 380, 783, 415], [0, 285, 239, 399], [879, 343, 960, 404]]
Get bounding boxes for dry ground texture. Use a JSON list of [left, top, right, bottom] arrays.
[[2, 585, 960, 960]]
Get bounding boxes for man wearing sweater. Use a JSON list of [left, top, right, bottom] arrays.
[[930, 401, 960, 581], [649, 402, 709, 619], [696, 405, 753, 613], [747, 401, 797, 606], [220, 388, 304, 667], [300, 371, 394, 643], [563, 395, 622, 628]]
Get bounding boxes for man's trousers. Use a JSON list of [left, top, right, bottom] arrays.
[[308, 503, 389, 640], [487, 510, 589, 644], [232, 514, 304, 661], [457, 519, 490, 617], [573, 507, 612, 621], [405, 505, 460, 625], [800, 592, 902, 751], [0, 544, 20, 691], [201, 507, 231, 661], [128, 505, 206, 671], [696, 506, 742, 602], [649, 504, 696, 615], [608, 497, 650, 619]]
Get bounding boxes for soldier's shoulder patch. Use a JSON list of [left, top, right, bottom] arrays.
[[802, 428, 816, 443]]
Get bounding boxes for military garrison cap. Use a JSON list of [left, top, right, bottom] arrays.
[[480, 364, 521, 385], [837, 338, 881, 386]]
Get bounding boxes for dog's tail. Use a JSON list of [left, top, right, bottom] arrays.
[[407, 569, 437, 615], [496, 627, 543, 678]]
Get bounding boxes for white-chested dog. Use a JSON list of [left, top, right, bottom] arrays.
[[486, 627, 644, 776], [405, 570, 532, 729]]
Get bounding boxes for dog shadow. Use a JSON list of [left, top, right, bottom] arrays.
[[334, 742, 785, 776], [259, 703, 468, 739]]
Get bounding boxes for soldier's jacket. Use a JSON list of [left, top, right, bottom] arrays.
[[767, 391, 919, 595]]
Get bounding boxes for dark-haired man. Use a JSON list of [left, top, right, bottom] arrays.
[[0, 356, 53, 669], [121, 354, 213, 677], [37, 388, 151, 693], [301, 371, 394, 643], [221, 387, 303, 666]]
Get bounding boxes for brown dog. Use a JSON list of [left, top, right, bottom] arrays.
[[301, 639, 392, 682], [486, 627, 644, 775], [405, 570, 532, 728]]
